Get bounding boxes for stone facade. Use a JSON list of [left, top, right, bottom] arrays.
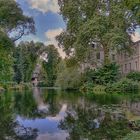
[[117, 41, 140, 75], [80, 41, 140, 74]]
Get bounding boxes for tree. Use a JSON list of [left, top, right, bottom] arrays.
[[85, 63, 120, 85], [57, 0, 138, 64], [0, 0, 35, 42], [13, 41, 41, 83], [0, 0, 36, 83], [55, 60, 84, 89], [0, 32, 14, 82], [43, 45, 61, 86], [124, 0, 140, 24]]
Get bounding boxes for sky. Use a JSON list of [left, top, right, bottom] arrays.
[[16, 0, 66, 58], [16, 0, 140, 57]]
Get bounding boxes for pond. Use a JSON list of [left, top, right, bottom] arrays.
[[0, 88, 140, 140]]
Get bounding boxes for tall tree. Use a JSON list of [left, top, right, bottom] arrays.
[[13, 41, 41, 83], [57, 0, 139, 64], [0, 0, 35, 42], [43, 45, 61, 86], [0, 31, 14, 82]]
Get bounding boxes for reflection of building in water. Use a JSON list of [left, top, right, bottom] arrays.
[[32, 64, 42, 87]]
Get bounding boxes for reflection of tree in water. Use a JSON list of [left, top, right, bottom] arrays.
[[42, 91, 60, 116], [59, 104, 131, 140], [13, 91, 39, 118], [0, 93, 17, 140], [0, 92, 38, 140], [86, 93, 123, 105], [14, 124, 38, 140]]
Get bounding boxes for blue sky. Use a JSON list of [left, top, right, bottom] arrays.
[[16, 0, 66, 44]]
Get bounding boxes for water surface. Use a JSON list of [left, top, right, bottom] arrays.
[[0, 88, 140, 140]]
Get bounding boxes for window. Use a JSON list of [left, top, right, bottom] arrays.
[[92, 43, 95, 48], [129, 63, 131, 71], [121, 52, 123, 59], [125, 64, 127, 71], [121, 65, 123, 74], [135, 61, 138, 70], [96, 52, 100, 59]]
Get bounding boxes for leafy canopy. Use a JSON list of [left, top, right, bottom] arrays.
[[0, 0, 35, 42], [57, 0, 139, 64]]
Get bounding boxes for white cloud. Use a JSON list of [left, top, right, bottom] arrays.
[[131, 32, 140, 42], [45, 28, 63, 40], [28, 0, 59, 13], [45, 28, 66, 58]]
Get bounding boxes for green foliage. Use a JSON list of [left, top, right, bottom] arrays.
[[14, 91, 38, 118], [0, 51, 13, 82], [80, 82, 94, 93], [0, 91, 38, 139], [0, 0, 35, 41], [0, 0, 36, 84], [55, 61, 84, 89], [0, 31, 14, 49], [86, 63, 120, 85], [43, 45, 61, 87], [42, 92, 60, 116], [86, 93, 123, 105], [106, 78, 139, 93], [124, 0, 140, 24], [126, 71, 140, 81], [57, 0, 136, 64], [13, 41, 41, 83], [38, 81, 48, 87], [122, 131, 140, 140], [93, 85, 106, 93], [0, 31, 14, 82], [60, 107, 130, 140]]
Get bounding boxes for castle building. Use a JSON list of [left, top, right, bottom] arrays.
[[80, 40, 140, 74], [117, 41, 140, 74]]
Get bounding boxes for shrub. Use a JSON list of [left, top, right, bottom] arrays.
[[55, 67, 84, 90], [38, 81, 48, 87], [106, 78, 139, 93], [85, 63, 120, 85], [122, 132, 140, 140], [126, 71, 140, 81], [80, 82, 94, 93]]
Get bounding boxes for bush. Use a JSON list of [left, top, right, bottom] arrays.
[[126, 71, 140, 81], [80, 82, 94, 93], [38, 81, 48, 87], [106, 78, 139, 93], [122, 132, 140, 140], [85, 63, 120, 85], [55, 67, 84, 90]]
